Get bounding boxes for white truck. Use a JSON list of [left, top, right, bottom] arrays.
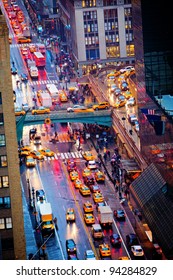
[[98, 205, 113, 227], [39, 202, 55, 237], [46, 83, 59, 96], [39, 90, 52, 107], [46, 84, 59, 104]]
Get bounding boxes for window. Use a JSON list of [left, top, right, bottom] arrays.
[[0, 218, 5, 229], [6, 217, 12, 229], [0, 176, 9, 188], [103, 0, 117, 5], [0, 217, 12, 230], [0, 92, 2, 105], [0, 134, 5, 146], [0, 155, 7, 167], [82, 0, 96, 7], [0, 197, 11, 209], [0, 113, 4, 125]]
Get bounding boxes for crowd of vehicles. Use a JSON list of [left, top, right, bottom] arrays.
[[4, 0, 31, 43]]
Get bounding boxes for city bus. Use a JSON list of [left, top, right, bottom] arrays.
[[33, 51, 46, 68]]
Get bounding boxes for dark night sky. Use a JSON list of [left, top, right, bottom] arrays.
[[141, 1, 172, 51]]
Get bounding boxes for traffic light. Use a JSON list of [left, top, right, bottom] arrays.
[[45, 118, 51, 125]]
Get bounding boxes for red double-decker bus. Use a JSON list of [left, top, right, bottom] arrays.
[[33, 51, 46, 67]]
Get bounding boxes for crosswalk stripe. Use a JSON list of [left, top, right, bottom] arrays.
[[41, 152, 84, 161], [71, 152, 76, 158]]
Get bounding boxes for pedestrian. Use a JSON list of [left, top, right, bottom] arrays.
[[103, 152, 107, 163], [107, 150, 111, 159], [96, 145, 99, 153]]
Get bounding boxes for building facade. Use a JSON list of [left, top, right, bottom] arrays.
[[58, 0, 135, 74], [0, 9, 26, 260]]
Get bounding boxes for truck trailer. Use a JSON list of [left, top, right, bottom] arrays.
[[39, 202, 55, 236], [98, 205, 113, 227], [38, 90, 52, 107]]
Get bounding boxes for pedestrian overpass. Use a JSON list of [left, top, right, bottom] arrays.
[[16, 109, 113, 142]]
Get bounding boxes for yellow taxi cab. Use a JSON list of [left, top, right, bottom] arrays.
[[19, 145, 31, 156], [84, 213, 95, 225], [93, 192, 104, 203], [95, 170, 105, 182], [38, 148, 55, 157], [122, 90, 132, 99], [69, 170, 79, 181], [83, 151, 95, 161], [29, 44, 37, 53], [17, 36, 31, 44], [25, 156, 36, 167], [74, 178, 83, 189], [59, 91, 68, 102], [118, 256, 130, 260], [114, 99, 126, 108], [82, 167, 91, 178], [92, 101, 110, 111], [17, 16, 25, 23], [83, 201, 93, 213], [66, 208, 76, 222], [99, 243, 111, 258], [150, 145, 161, 155], [32, 106, 50, 115], [29, 150, 44, 160], [79, 185, 91, 196], [15, 108, 26, 116]]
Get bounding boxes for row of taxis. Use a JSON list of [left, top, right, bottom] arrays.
[[15, 106, 51, 116], [65, 150, 115, 259], [106, 67, 136, 109], [19, 145, 55, 167]]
